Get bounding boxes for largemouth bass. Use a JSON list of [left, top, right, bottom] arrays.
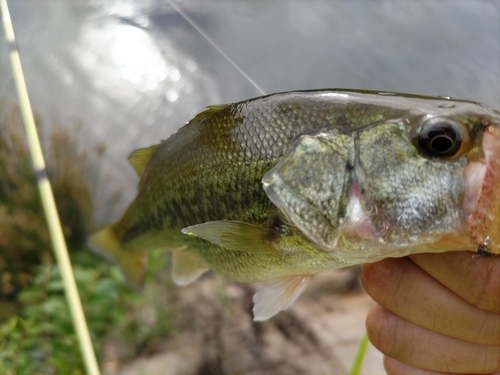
[[90, 89, 500, 320]]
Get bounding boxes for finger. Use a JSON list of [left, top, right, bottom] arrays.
[[409, 252, 500, 314], [361, 258, 500, 346], [366, 304, 500, 374], [384, 356, 500, 375]]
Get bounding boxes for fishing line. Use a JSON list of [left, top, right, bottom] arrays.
[[166, 0, 267, 96], [0, 1, 101, 374]]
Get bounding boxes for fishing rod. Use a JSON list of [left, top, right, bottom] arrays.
[[0, 1, 101, 374]]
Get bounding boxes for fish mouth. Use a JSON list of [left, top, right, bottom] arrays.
[[467, 125, 500, 254]]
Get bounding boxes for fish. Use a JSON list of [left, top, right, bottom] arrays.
[[89, 89, 500, 321]]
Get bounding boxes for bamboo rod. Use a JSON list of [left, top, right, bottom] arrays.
[[0, 2, 100, 374]]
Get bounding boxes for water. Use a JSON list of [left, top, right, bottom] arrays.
[[1, 0, 499, 223]]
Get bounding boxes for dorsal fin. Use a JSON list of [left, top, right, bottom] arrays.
[[128, 144, 159, 177], [189, 104, 229, 124]]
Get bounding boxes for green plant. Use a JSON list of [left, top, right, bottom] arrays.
[[0, 100, 176, 374], [0, 100, 94, 307], [0, 251, 176, 374], [348, 333, 370, 375], [0, 251, 134, 374]]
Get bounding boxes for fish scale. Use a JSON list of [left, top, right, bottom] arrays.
[[90, 89, 500, 320]]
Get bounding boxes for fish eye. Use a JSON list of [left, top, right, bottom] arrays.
[[418, 118, 468, 158]]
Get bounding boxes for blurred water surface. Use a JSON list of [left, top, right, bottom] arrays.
[[1, 0, 499, 223]]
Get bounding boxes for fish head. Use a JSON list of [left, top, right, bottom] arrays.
[[262, 96, 500, 262]]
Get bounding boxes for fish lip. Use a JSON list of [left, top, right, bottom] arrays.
[[467, 124, 500, 254]]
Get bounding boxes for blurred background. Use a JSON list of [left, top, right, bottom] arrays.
[[0, 1, 499, 374]]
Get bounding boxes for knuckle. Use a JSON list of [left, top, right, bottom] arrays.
[[474, 313, 500, 347], [383, 357, 403, 375], [361, 258, 407, 301], [360, 263, 376, 289], [483, 347, 500, 373], [470, 261, 500, 313], [365, 305, 400, 357]]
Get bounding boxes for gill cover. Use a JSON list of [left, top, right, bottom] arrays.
[[262, 130, 353, 250]]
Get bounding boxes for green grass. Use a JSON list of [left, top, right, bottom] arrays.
[[349, 333, 370, 375], [0, 101, 173, 374], [0, 253, 133, 375]]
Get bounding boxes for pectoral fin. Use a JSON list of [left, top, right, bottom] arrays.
[[253, 275, 313, 321], [181, 221, 281, 253], [172, 251, 209, 286]]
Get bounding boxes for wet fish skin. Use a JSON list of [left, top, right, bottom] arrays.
[[90, 89, 500, 320], [97, 93, 365, 282]]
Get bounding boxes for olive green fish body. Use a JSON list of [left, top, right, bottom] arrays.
[[112, 91, 440, 248], [181, 233, 345, 283], [106, 95, 363, 284], [90, 90, 500, 320]]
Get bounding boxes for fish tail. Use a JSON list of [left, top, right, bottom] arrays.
[[88, 224, 148, 291]]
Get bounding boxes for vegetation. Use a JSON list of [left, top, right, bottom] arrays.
[[0, 101, 172, 374], [0, 253, 130, 375], [0, 101, 93, 308], [0, 250, 175, 375]]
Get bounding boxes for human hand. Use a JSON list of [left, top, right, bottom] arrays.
[[361, 252, 500, 374]]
